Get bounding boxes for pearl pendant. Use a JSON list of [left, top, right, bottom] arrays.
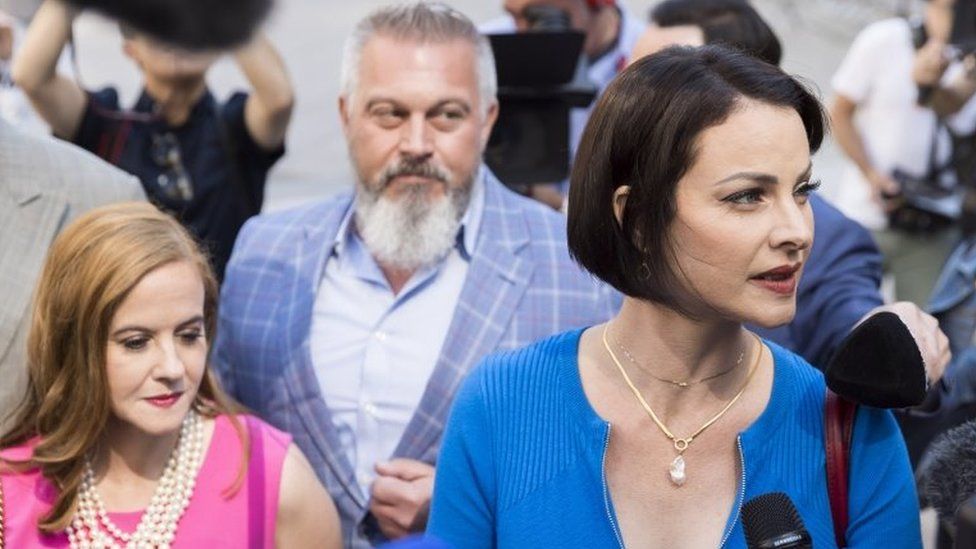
[[669, 455, 686, 486]]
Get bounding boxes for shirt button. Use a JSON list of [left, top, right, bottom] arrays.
[[364, 402, 378, 417], [374, 331, 388, 342]]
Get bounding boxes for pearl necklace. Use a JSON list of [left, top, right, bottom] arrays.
[[67, 411, 205, 549]]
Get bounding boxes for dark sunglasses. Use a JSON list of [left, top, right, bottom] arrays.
[[151, 132, 194, 202]]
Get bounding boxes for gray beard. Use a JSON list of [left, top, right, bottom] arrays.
[[354, 180, 473, 272]]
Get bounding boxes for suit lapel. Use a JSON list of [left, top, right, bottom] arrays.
[[0, 189, 67, 361], [393, 178, 534, 461], [277, 198, 368, 507]]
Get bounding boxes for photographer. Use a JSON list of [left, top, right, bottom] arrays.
[[481, 0, 644, 208], [12, 0, 294, 281], [828, 0, 976, 305]]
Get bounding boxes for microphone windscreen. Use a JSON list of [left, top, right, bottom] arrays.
[[64, 0, 273, 50], [742, 492, 812, 549], [921, 419, 976, 519], [825, 311, 926, 408]]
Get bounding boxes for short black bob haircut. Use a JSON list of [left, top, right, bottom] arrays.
[[567, 45, 826, 314], [650, 0, 783, 66]]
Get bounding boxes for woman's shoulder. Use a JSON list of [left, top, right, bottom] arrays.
[[751, 339, 829, 431], [213, 413, 293, 456], [0, 437, 40, 464], [765, 339, 826, 394], [0, 438, 57, 516], [481, 328, 583, 371], [469, 328, 585, 397]]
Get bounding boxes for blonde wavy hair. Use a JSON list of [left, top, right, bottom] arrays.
[[0, 202, 245, 533]]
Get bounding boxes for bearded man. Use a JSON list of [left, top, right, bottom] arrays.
[[213, 3, 618, 547]]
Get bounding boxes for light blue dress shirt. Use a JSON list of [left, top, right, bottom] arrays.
[[309, 175, 485, 496]]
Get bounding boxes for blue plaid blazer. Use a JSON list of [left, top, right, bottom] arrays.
[[213, 172, 619, 546]]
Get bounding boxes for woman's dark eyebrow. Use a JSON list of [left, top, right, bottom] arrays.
[[714, 163, 814, 186], [111, 315, 204, 337]]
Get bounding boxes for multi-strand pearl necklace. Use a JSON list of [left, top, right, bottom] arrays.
[[67, 410, 205, 549]]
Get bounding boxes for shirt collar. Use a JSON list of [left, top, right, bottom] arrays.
[[134, 88, 216, 127], [334, 166, 487, 261]]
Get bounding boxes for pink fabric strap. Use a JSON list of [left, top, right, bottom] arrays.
[[246, 416, 266, 549]]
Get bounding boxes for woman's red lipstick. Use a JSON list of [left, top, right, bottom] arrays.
[[750, 264, 801, 295], [145, 392, 183, 408]]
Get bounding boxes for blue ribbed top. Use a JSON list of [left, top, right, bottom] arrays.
[[427, 328, 921, 548]]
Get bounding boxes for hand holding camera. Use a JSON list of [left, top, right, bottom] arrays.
[[914, 38, 952, 88]]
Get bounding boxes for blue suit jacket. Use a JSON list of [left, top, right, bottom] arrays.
[[213, 173, 619, 546], [755, 195, 884, 368]]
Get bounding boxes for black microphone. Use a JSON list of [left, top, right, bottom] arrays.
[[64, 0, 273, 50], [825, 311, 927, 408], [920, 419, 976, 522], [742, 492, 812, 549]]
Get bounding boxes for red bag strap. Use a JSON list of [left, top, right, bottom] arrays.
[[825, 389, 857, 548]]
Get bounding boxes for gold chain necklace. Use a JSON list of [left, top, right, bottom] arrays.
[[601, 324, 763, 487], [610, 329, 744, 388]]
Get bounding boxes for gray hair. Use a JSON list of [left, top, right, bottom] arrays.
[[340, 2, 498, 114]]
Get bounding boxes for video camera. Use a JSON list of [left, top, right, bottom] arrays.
[[952, 0, 976, 54], [485, 5, 597, 188]]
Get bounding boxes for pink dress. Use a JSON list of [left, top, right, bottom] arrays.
[[0, 414, 292, 548]]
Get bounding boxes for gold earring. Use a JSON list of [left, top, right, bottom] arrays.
[[639, 261, 651, 280]]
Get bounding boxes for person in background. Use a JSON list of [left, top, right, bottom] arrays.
[[0, 119, 143, 428], [0, 202, 341, 547], [13, 0, 295, 280], [214, 3, 617, 546], [829, 0, 976, 305], [0, 9, 60, 134], [480, 0, 645, 208], [429, 44, 920, 548], [633, 0, 780, 66]]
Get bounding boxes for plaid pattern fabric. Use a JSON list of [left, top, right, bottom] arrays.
[[0, 120, 143, 427], [214, 172, 619, 546]]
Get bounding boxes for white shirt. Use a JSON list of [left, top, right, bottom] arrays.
[[829, 18, 976, 230], [309, 176, 485, 497]]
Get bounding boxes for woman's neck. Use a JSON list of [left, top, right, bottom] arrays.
[[90, 417, 182, 510], [608, 297, 755, 406]]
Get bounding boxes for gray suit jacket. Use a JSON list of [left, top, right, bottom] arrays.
[[0, 120, 143, 423]]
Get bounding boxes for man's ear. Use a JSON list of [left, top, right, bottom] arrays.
[[338, 95, 351, 136], [480, 100, 499, 148], [612, 185, 631, 227]]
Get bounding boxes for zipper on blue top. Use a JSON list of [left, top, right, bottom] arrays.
[[601, 429, 746, 548], [720, 436, 748, 548], [601, 423, 624, 549]]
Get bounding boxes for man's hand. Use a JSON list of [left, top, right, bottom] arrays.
[[369, 458, 435, 540], [865, 168, 901, 212], [863, 302, 951, 385]]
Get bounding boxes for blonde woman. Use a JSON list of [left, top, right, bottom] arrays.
[[0, 202, 340, 548]]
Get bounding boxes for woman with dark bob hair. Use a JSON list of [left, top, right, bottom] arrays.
[[428, 46, 920, 547]]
